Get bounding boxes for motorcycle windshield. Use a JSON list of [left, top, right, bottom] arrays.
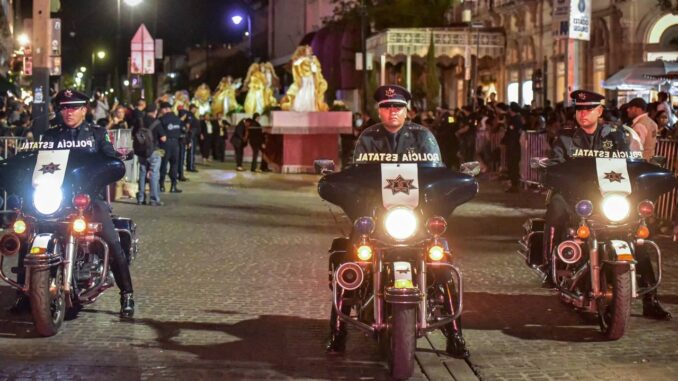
[[0, 150, 125, 199], [543, 158, 676, 202], [318, 163, 478, 220]]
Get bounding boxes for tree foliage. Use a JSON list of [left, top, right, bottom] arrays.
[[425, 36, 439, 111], [324, 0, 460, 29]]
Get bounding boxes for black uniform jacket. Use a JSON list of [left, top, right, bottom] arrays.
[[40, 122, 117, 158], [353, 121, 443, 166], [550, 124, 636, 163]]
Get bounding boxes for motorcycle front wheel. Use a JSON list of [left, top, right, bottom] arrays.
[[29, 264, 66, 337], [387, 304, 416, 380], [598, 267, 632, 340]]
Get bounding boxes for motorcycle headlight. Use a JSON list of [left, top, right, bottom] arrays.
[[33, 185, 63, 215], [384, 207, 418, 241], [601, 194, 630, 222]]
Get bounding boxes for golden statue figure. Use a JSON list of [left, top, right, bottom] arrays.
[[173, 90, 190, 114], [260, 62, 279, 110], [192, 83, 212, 116], [243, 63, 267, 115], [212, 76, 241, 116], [281, 45, 328, 112]]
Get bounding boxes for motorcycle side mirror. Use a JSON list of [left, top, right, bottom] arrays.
[[460, 161, 481, 177], [314, 159, 335, 175], [650, 155, 667, 167]]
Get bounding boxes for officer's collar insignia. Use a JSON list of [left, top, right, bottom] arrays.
[[64, 90, 73, 97], [603, 171, 625, 183], [384, 174, 417, 195], [39, 162, 61, 174], [385, 88, 396, 98], [602, 140, 613, 150]]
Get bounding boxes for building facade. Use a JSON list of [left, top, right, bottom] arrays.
[[470, 0, 678, 106]]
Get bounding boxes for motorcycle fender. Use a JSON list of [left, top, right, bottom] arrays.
[[609, 240, 635, 262], [30, 233, 55, 255], [393, 261, 414, 289]]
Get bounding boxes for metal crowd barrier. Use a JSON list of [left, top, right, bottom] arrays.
[[520, 130, 550, 185], [654, 139, 678, 222], [1, 136, 29, 210], [107, 129, 138, 183]]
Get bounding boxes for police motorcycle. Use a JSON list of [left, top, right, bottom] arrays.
[[317, 159, 479, 380], [0, 149, 138, 336], [518, 157, 676, 339]]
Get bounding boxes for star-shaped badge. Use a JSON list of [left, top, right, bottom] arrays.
[[603, 171, 625, 183], [384, 174, 417, 195], [617, 243, 628, 250], [602, 140, 613, 150], [39, 162, 61, 174]]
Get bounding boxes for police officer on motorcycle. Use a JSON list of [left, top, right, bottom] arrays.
[[327, 85, 469, 357], [352, 85, 442, 166], [544, 89, 670, 320], [39, 89, 135, 318]]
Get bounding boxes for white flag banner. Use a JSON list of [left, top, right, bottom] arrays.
[[381, 163, 419, 209], [595, 158, 631, 195], [32, 150, 70, 188]]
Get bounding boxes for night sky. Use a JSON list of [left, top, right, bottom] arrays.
[[20, 0, 253, 76]]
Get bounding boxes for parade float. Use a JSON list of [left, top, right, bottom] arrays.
[[271, 45, 351, 173]]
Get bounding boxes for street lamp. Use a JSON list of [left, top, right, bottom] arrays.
[[17, 33, 30, 46], [90, 49, 107, 93], [231, 13, 252, 56], [80, 66, 87, 72], [97, 50, 106, 60]]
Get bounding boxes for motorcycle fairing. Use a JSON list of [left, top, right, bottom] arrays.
[[381, 164, 419, 209], [595, 158, 631, 195], [32, 150, 70, 189]]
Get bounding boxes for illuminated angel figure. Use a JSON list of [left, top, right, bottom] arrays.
[[192, 83, 212, 116], [281, 45, 328, 112], [260, 62, 279, 109], [212, 76, 241, 116], [244, 63, 267, 115]]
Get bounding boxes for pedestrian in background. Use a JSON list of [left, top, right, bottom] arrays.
[[503, 102, 524, 193], [132, 102, 165, 206], [213, 112, 229, 162], [200, 113, 215, 164], [158, 102, 183, 193], [626, 98, 658, 160], [231, 117, 250, 171], [249, 113, 264, 172], [186, 104, 200, 172]]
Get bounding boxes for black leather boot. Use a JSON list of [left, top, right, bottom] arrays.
[[643, 294, 672, 320], [169, 184, 183, 193], [120, 293, 135, 318], [445, 332, 470, 358], [326, 331, 347, 354]]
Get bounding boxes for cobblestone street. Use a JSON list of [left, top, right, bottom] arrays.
[[1, 163, 677, 380]]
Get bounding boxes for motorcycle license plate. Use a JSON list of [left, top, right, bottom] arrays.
[[610, 240, 634, 261], [393, 261, 414, 289]]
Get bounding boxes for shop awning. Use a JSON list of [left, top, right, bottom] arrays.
[[603, 60, 678, 90]]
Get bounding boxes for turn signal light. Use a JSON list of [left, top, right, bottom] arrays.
[[356, 245, 373, 261], [13, 219, 27, 235], [72, 194, 91, 210], [428, 245, 445, 261], [73, 218, 87, 233], [636, 225, 650, 239], [30, 247, 47, 255], [576, 225, 590, 239], [426, 216, 447, 236]]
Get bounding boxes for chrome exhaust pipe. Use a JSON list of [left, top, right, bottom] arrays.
[[0, 233, 20, 256], [335, 262, 364, 291], [557, 240, 582, 264]]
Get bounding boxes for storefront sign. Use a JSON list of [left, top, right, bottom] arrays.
[[552, 0, 591, 41]]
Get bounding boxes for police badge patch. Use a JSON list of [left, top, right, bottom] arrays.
[[39, 162, 61, 174], [384, 174, 417, 195], [602, 140, 613, 150]]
